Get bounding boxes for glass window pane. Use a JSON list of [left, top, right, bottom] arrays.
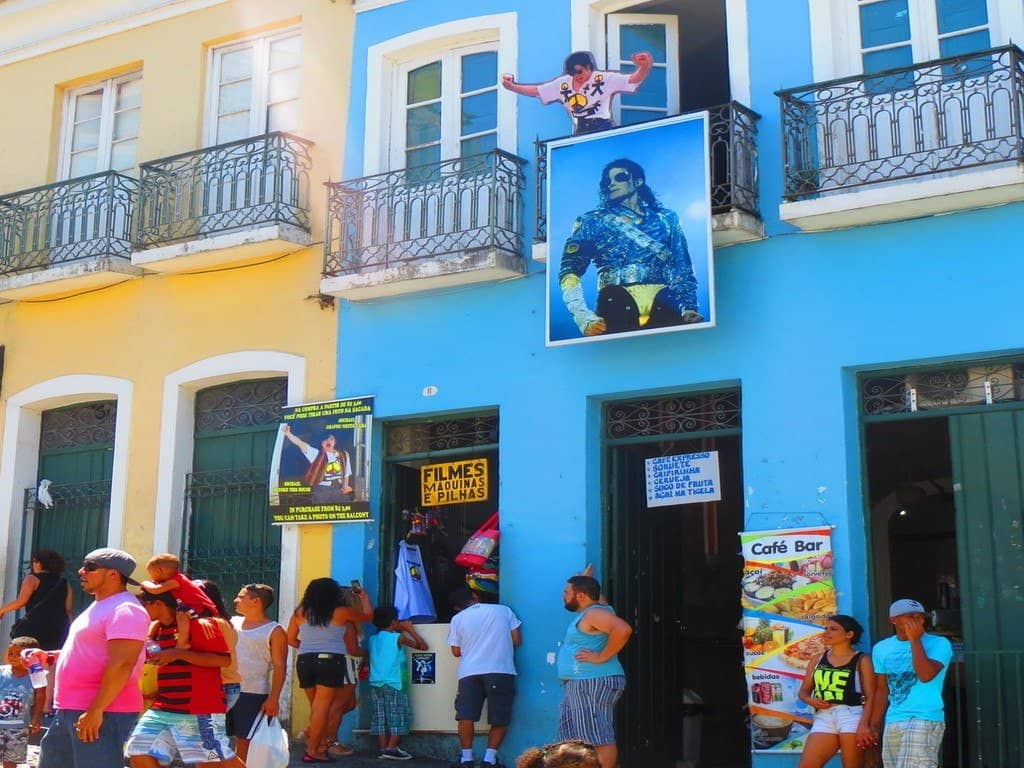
[[217, 112, 249, 144], [113, 109, 139, 141], [859, 0, 911, 48], [71, 118, 101, 152], [74, 90, 103, 123], [621, 108, 660, 126], [218, 80, 252, 115], [69, 150, 98, 178], [461, 51, 497, 93], [268, 70, 300, 103], [620, 24, 668, 62], [460, 132, 496, 157], [406, 102, 442, 147], [269, 35, 302, 71], [116, 78, 142, 110], [109, 140, 137, 172], [620, 66, 667, 108], [406, 145, 441, 168], [405, 145, 442, 184], [939, 28, 991, 58], [862, 44, 913, 74], [407, 61, 442, 104], [220, 48, 253, 83], [460, 90, 497, 136], [937, 0, 988, 35], [268, 101, 300, 133]]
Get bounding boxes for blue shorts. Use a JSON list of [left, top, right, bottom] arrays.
[[125, 709, 235, 765], [39, 709, 139, 768]]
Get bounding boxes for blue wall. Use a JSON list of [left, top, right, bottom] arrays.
[[333, 1, 1024, 763]]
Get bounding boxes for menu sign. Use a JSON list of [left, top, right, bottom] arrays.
[[739, 526, 836, 754]]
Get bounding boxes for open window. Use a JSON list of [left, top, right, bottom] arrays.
[[606, 13, 679, 124]]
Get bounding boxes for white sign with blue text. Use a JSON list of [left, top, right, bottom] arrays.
[[644, 451, 721, 507]]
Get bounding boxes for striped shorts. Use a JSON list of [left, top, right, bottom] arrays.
[[883, 718, 945, 768], [369, 685, 411, 737], [557, 675, 626, 747]]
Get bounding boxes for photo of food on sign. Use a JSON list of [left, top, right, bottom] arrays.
[[740, 554, 836, 623]]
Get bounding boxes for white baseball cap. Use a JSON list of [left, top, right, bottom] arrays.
[[889, 598, 926, 617]]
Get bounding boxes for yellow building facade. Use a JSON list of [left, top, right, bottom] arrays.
[[0, 0, 352, 727]]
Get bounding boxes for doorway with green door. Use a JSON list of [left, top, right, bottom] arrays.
[[183, 377, 287, 617], [861, 361, 1024, 768]]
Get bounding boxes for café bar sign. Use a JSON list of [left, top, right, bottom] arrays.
[[421, 459, 488, 507]]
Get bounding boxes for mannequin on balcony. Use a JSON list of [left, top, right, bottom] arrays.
[[501, 50, 653, 136]]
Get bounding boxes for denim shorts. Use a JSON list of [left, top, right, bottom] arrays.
[[296, 652, 350, 688], [38, 709, 139, 768]]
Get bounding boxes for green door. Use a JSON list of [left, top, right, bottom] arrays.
[[32, 401, 116, 612], [949, 409, 1024, 766], [184, 378, 286, 617]]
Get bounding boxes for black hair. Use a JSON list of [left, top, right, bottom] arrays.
[[373, 607, 399, 630], [563, 51, 597, 76], [566, 575, 601, 601], [828, 614, 864, 644], [598, 158, 659, 210], [449, 586, 478, 610], [31, 549, 65, 574], [298, 577, 344, 627], [194, 579, 231, 620], [138, 590, 177, 609]]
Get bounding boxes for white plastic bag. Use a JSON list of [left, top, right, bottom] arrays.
[[245, 715, 289, 768]]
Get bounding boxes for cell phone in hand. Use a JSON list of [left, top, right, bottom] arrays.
[[351, 579, 361, 590]]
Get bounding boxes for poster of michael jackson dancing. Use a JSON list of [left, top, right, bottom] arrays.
[[545, 113, 715, 346], [269, 396, 374, 524]]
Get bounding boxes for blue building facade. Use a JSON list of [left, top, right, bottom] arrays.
[[324, 1, 1024, 765]]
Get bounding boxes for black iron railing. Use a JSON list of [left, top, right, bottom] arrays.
[[778, 45, 1024, 200], [0, 172, 137, 276], [135, 132, 313, 249], [535, 102, 761, 243], [323, 149, 527, 277]]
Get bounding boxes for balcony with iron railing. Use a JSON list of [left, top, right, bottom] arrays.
[[320, 149, 527, 300], [133, 131, 314, 272], [532, 101, 762, 261], [778, 45, 1024, 230], [0, 172, 141, 300]]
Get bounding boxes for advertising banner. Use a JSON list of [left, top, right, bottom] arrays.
[[421, 458, 489, 507], [739, 526, 836, 754], [644, 450, 721, 507], [269, 396, 373, 524], [545, 113, 715, 346]]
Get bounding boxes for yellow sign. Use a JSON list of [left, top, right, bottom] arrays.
[[421, 459, 488, 507]]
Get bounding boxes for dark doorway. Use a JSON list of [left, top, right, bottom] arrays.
[[606, 393, 748, 768]]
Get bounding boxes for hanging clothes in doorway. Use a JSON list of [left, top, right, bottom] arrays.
[[395, 540, 436, 622]]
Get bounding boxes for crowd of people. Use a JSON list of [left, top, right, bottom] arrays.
[[1, 546, 951, 768]]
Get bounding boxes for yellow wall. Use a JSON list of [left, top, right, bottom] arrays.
[[0, 0, 354, 730]]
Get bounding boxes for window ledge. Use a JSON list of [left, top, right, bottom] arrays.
[[780, 165, 1024, 232], [0, 256, 142, 301], [320, 248, 525, 301], [131, 223, 311, 273]]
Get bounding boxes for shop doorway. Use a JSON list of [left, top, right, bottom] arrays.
[[605, 391, 749, 768], [863, 365, 1024, 767]]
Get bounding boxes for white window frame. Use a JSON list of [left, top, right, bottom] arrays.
[[204, 27, 301, 146], [391, 42, 500, 170], [606, 12, 680, 123], [811, 0, 1024, 82], [58, 71, 142, 180], [363, 13, 518, 176]]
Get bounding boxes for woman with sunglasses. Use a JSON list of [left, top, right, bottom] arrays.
[[0, 550, 73, 650]]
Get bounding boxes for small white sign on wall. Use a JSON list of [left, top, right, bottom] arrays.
[[644, 450, 722, 507]]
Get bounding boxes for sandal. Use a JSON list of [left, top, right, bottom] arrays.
[[328, 742, 355, 757], [302, 754, 336, 764]]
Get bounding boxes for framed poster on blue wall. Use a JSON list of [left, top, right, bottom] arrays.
[[545, 112, 715, 346]]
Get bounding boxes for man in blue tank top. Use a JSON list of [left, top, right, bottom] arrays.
[[557, 576, 633, 768]]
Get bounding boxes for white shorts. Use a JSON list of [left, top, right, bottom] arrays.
[[810, 704, 864, 734]]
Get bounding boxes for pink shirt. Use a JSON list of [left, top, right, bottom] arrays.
[[53, 591, 150, 712]]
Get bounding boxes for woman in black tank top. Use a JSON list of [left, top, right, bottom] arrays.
[[0, 549, 72, 650], [796, 614, 878, 768]]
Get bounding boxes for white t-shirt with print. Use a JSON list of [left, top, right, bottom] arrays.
[[535, 70, 637, 124]]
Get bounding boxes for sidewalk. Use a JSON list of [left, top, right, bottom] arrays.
[[287, 741, 454, 768]]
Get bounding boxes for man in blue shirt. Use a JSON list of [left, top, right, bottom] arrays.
[[870, 599, 952, 768]]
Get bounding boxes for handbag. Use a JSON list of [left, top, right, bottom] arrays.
[[246, 715, 289, 768], [9, 575, 65, 639], [454, 512, 499, 569]]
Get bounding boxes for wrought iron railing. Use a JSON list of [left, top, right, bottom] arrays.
[[861, 361, 1024, 416], [945, 650, 1024, 767], [535, 102, 761, 243], [323, 149, 527, 277], [0, 172, 137, 276], [778, 45, 1024, 200], [182, 466, 280, 600], [135, 132, 313, 248]]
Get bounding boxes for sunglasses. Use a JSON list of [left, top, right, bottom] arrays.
[[610, 171, 632, 183], [81, 562, 103, 572]]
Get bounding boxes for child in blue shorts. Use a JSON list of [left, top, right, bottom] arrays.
[[368, 608, 427, 761]]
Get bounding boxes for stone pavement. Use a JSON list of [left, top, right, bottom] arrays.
[[287, 740, 456, 768]]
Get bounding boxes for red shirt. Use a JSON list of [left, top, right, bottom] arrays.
[[152, 617, 228, 714], [170, 573, 218, 617]]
